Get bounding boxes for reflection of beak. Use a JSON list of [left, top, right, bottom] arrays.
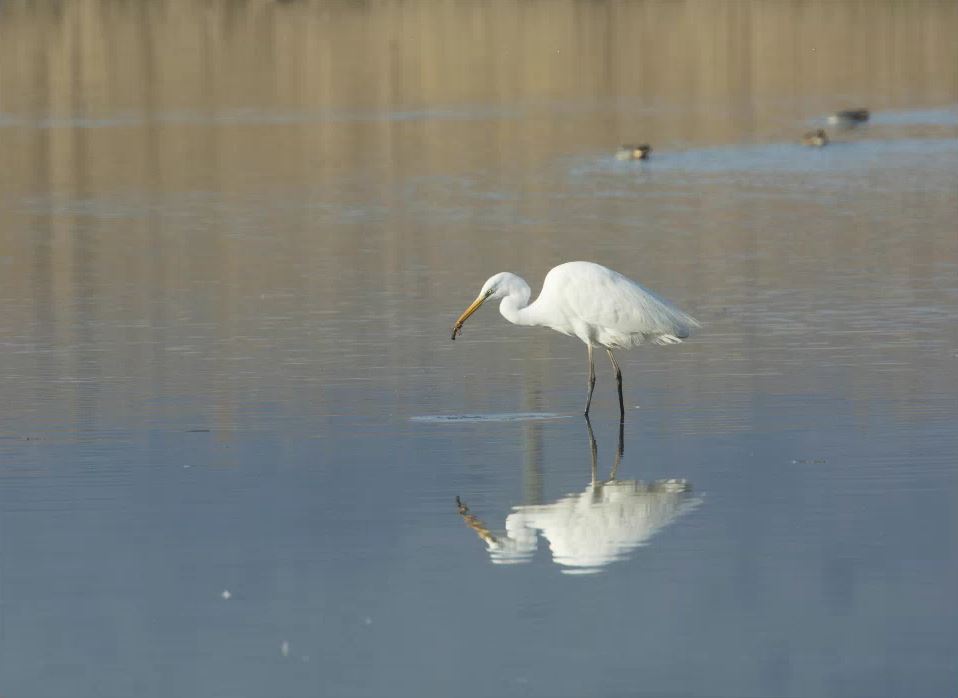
[[451, 295, 487, 340], [455, 496, 498, 545]]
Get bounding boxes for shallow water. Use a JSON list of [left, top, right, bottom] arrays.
[[410, 413, 571, 423], [1, 2, 957, 697]]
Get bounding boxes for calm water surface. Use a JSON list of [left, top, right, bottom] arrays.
[[1, 2, 957, 697]]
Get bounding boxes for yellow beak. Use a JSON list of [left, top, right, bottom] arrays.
[[451, 294, 487, 340]]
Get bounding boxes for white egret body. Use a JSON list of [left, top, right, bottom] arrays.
[[452, 261, 699, 418]]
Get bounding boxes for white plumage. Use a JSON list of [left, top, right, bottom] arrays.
[[452, 261, 699, 417]]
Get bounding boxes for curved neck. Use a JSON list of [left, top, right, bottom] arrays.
[[499, 286, 535, 326]]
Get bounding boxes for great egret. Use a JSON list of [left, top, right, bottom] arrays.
[[802, 129, 829, 147], [451, 261, 699, 419], [615, 144, 652, 161], [828, 109, 869, 127]]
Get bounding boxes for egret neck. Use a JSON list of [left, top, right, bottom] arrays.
[[497, 278, 535, 326]]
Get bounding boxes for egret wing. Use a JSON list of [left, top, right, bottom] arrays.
[[548, 262, 698, 347]]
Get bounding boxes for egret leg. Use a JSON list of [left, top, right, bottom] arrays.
[[606, 348, 625, 421], [584, 414, 598, 485], [583, 344, 596, 416], [608, 419, 624, 481]]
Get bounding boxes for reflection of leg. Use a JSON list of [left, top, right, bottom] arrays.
[[606, 348, 624, 421], [609, 419, 624, 481], [585, 414, 598, 485], [584, 344, 596, 416]]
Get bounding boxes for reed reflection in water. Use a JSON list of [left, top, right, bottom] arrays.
[[457, 419, 702, 574]]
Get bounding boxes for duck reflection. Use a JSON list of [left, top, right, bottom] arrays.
[[456, 419, 702, 575], [827, 108, 870, 128]]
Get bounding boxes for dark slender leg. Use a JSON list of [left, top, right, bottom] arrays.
[[584, 413, 598, 485], [583, 344, 596, 416], [606, 348, 624, 421], [609, 419, 624, 481]]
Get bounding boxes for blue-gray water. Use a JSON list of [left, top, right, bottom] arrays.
[[1, 2, 957, 697]]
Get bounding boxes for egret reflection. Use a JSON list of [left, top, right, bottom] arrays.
[[457, 420, 702, 575]]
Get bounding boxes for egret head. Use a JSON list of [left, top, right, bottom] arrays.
[[451, 272, 526, 340], [480, 271, 527, 299]]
